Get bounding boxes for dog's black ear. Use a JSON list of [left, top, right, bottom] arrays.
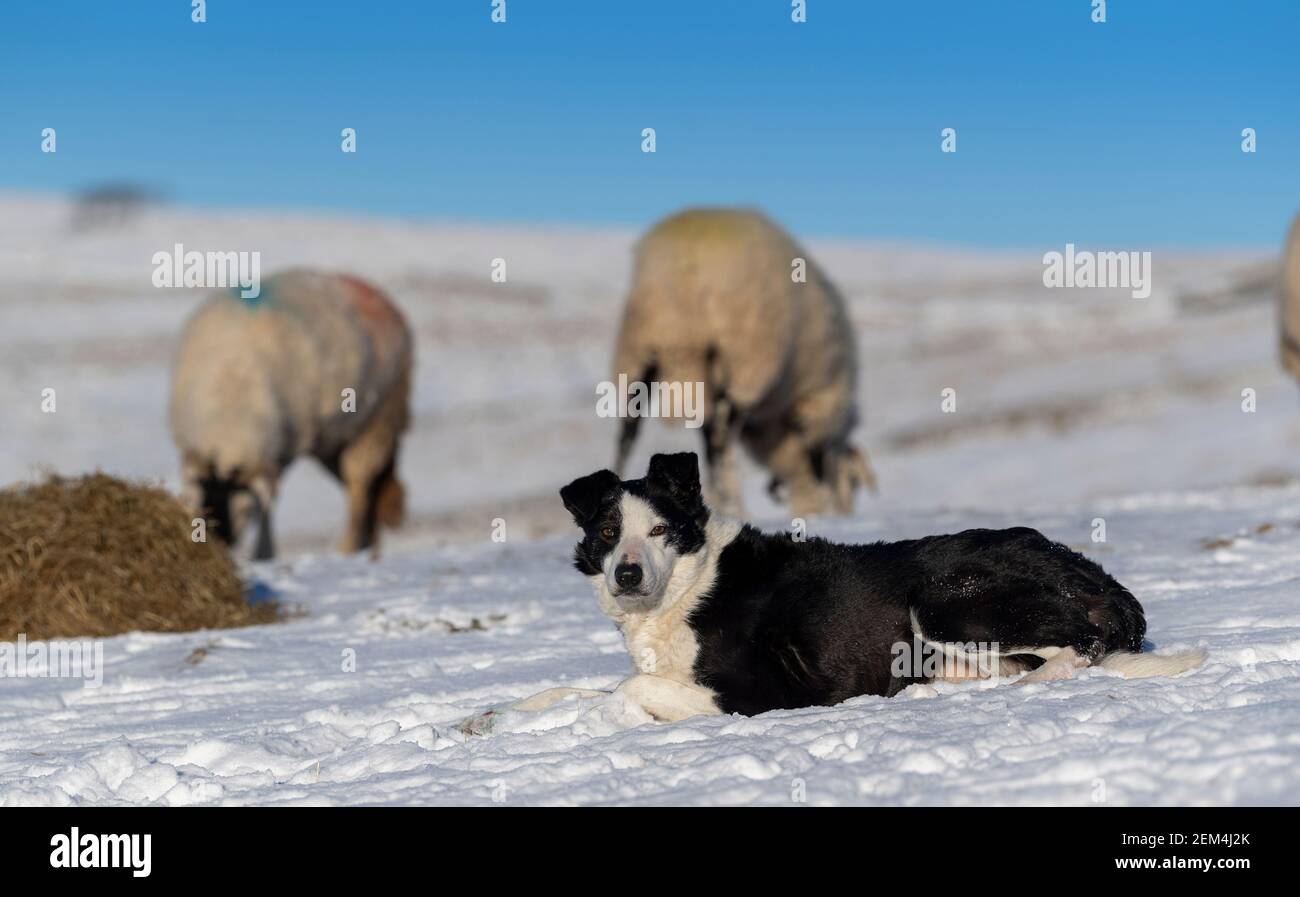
[[560, 469, 621, 526], [646, 452, 703, 515]]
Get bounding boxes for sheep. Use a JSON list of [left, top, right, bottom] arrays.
[[169, 269, 412, 559], [1281, 213, 1300, 382], [611, 207, 876, 517]]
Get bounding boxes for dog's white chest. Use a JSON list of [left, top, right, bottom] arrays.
[[625, 614, 700, 683]]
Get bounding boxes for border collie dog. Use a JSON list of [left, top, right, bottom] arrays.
[[547, 452, 1205, 723]]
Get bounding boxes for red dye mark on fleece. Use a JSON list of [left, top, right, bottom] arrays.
[[339, 275, 407, 353]]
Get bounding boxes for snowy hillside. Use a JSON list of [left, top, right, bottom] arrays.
[[1, 195, 1297, 805]]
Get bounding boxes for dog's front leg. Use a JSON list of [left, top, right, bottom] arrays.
[[457, 686, 609, 736], [508, 686, 609, 711], [618, 674, 720, 723]]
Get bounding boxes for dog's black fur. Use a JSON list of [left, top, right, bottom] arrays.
[[691, 523, 1145, 714], [563, 452, 1147, 717]]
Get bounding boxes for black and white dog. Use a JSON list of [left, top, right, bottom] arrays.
[[492, 452, 1205, 725]]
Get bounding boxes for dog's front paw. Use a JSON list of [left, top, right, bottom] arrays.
[[456, 708, 498, 737]]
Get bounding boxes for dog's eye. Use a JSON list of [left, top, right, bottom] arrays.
[[649, 524, 667, 537], [599, 527, 616, 541]]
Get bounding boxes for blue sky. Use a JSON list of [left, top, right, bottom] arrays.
[[3, 0, 1297, 247]]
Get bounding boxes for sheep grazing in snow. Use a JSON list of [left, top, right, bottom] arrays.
[[170, 269, 413, 559], [611, 207, 876, 517], [1281, 214, 1300, 382]]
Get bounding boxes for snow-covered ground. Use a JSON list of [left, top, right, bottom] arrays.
[[1, 194, 1297, 805]]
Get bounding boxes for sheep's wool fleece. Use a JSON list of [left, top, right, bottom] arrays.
[[170, 269, 411, 476], [1281, 214, 1300, 379], [615, 207, 856, 426]]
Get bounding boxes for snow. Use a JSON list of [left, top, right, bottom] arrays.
[[1, 194, 1297, 805]]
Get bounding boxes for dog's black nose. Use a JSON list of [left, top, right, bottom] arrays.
[[615, 563, 643, 590]]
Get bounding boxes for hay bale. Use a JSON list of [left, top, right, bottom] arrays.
[[0, 473, 278, 641]]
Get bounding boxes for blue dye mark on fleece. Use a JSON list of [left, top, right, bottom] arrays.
[[228, 284, 273, 309]]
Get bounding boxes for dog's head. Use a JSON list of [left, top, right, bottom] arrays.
[[560, 452, 709, 614]]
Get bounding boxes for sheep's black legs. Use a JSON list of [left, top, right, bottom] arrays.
[[702, 395, 743, 515], [253, 507, 275, 561]]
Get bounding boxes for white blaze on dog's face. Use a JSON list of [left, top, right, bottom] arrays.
[[561, 452, 710, 616], [597, 493, 682, 611]]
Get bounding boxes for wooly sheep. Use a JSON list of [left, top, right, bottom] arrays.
[[1281, 214, 1300, 381], [170, 269, 412, 559], [611, 207, 876, 517]]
